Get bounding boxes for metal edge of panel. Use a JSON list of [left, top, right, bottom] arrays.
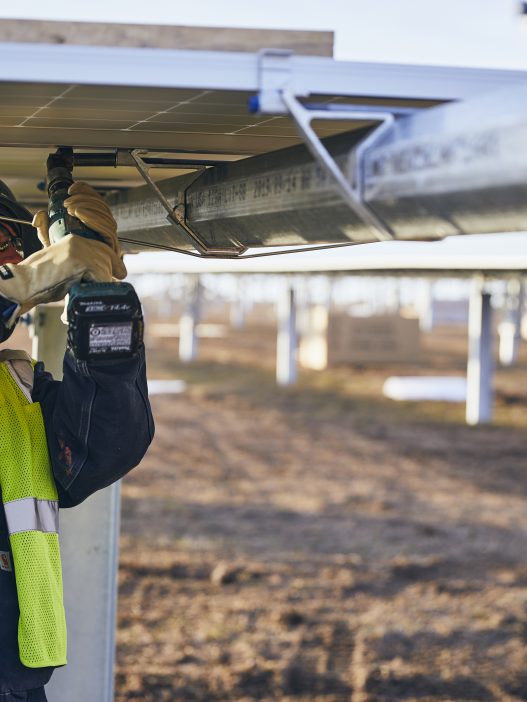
[[0, 42, 526, 100], [0, 127, 303, 154]]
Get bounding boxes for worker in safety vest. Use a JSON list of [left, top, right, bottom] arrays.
[[0, 180, 154, 702]]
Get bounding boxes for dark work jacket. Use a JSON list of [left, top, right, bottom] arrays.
[[0, 343, 154, 695]]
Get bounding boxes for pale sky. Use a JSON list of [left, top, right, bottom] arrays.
[[0, 0, 526, 69]]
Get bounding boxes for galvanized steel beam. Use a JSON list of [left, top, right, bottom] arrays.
[[110, 81, 527, 256]]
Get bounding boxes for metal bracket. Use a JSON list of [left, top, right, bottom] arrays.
[[249, 51, 398, 241], [129, 149, 247, 258], [250, 49, 300, 114], [279, 92, 396, 242]]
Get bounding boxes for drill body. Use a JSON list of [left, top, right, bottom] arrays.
[[46, 147, 143, 361]]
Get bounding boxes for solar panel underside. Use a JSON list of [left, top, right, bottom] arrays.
[[0, 80, 437, 209], [0, 82, 429, 144]]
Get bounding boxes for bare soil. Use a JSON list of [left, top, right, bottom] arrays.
[[116, 322, 527, 701]]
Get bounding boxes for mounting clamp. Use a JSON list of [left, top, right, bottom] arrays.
[[130, 149, 247, 258], [248, 50, 414, 242], [280, 92, 396, 242]]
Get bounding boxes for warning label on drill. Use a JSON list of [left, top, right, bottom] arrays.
[[89, 322, 133, 353]]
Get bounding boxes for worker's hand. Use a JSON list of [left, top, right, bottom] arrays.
[[32, 209, 51, 248], [64, 182, 124, 262], [31, 182, 126, 279], [0, 235, 124, 326]]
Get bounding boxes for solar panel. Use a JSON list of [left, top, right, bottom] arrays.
[[0, 41, 525, 252], [0, 82, 394, 208], [0, 81, 387, 145], [0, 80, 437, 210]]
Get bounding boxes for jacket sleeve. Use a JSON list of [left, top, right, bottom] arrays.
[[32, 346, 154, 507]]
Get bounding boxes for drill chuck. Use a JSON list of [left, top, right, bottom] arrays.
[[47, 147, 105, 245]]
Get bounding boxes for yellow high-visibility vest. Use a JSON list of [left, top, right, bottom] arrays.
[[0, 349, 67, 668]]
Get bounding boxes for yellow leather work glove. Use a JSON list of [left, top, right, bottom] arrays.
[[32, 181, 126, 279], [32, 210, 51, 248], [0, 235, 124, 327]]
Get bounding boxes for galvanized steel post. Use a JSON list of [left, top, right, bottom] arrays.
[[466, 278, 494, 425], [419, 280, 435, 332], [179, 275, 202, 363], [230, 276, 248, 330], [498, 278, 523, 366], [276, 281, 298, 386], [31, 305, 120, 702]]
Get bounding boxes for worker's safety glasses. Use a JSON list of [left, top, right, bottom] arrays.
[[0, 223, 23, 265]]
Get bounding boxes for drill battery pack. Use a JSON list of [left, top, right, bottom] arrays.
[[67, 281, 143, 361]]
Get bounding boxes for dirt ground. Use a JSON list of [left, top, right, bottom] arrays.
[[115, 319, 527, 702]]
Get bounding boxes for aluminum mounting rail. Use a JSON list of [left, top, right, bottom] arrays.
[[0, 42, 525, 99]]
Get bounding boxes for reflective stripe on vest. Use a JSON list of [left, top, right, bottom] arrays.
[[0, 357, 67, 668], [4, 497, 59, 535]]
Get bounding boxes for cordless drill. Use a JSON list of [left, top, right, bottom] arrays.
[[47, 147, 143, 361]]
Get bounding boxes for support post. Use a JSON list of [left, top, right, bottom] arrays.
[[499, 278, 523, 366], [29, 304, 67, 378], [466, 278, 494, 426], [386, 278, 401, 314], [30, 304, 120, 702], [326, 277, 335, 312], [179, 274, 201, 363], [230, 277, 247, 330], [276, 282, 298, 386], [521, 278, 527, 341], [419, 280, 434, 332]]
